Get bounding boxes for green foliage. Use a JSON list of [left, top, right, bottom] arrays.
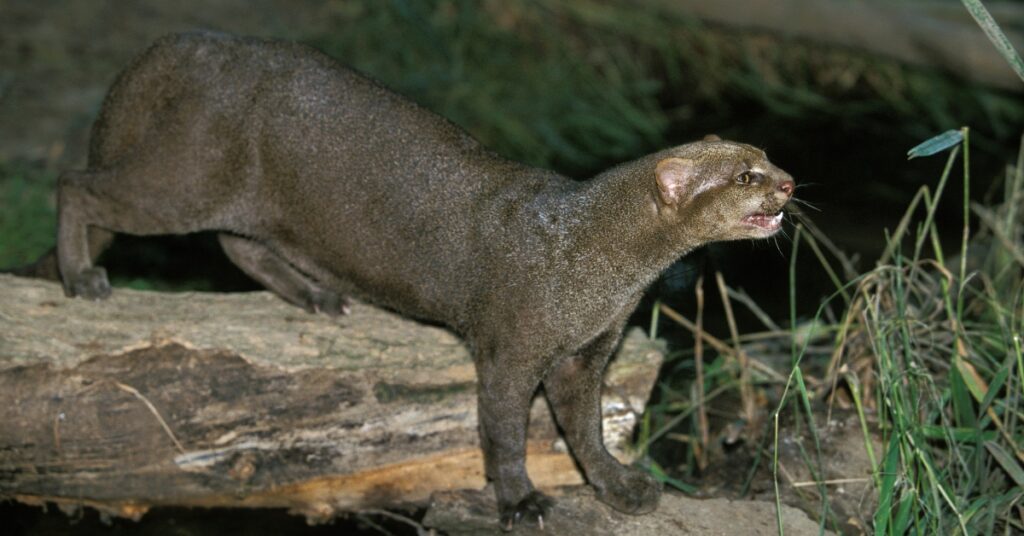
[[779, 131, 1024, 534], [0, 165, 56, 267], [308, 0, 668, 174], [908, 129, 965, 159]]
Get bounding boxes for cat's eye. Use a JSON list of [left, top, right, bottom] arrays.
[[737, 171, 763, 185]]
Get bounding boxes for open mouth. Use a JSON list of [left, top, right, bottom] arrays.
[[742, 211, 784, 231]]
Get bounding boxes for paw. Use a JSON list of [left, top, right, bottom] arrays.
[[593, 466, 661, 515], [499, 491, 554, 532], [67, 267, 111, 300], [306, 289, 350, 316]]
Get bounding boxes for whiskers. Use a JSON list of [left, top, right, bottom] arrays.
[[771, 228, 789, 256], [779, 181, 819, 213], [788, 196, 820, 212], [766, 205, 801, 257], [775, 181, 816, 254]]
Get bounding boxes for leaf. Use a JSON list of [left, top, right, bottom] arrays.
[[955, 354, 989, 403], [979, 359, 1010, 413], [985, 441, 1024, 488], [919, 425, 997, 442], [950, 359, 978, 428], [893, 494, 914, 535], [907, 130, 964, 159]]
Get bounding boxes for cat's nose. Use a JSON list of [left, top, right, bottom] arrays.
[[777, 179, 794, 197]]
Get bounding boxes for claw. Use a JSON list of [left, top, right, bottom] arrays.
[[497, 491, 554, 531]]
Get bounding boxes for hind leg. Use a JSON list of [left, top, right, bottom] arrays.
[[56, 171, 121, 299], [218, 233, 348, 316], [57, 166, 226, 299]]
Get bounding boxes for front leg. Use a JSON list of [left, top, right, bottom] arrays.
[[543, 329, 662, 514], [475, 352, 554, 531]]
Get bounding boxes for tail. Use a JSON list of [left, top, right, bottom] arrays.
[[1, 248, 61, 280]]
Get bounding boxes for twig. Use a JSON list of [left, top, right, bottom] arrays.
[[357, 509, 435, 536], [659, 303, 788, 383], [727, 287, 781, 332], [112, 380, 186, 454], [635, 383, 736, 452], [694, 275, 709, 470], [716, 271, 756, 424], [354, 512, 394, 536], [791, 477, 871, 488]]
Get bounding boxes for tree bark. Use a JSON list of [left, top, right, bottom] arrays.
[[0, 275, 663, 522]]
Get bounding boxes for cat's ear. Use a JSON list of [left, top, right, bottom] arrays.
[[654, 157, 696, 206]]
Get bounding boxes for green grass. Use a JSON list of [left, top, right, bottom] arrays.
[[829, 130, 1023, 535], [0, 164, 56, 268]]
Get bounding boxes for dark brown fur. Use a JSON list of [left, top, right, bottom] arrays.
[[54, 32, 794, 529]]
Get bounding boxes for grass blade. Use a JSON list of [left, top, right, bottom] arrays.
[[961, 0, 1024, 84], [984, 442, 1024, 488], [873, 433, 901, 536], [647, 459, 699, 494]]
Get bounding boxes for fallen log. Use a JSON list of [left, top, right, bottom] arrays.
[[0, 274, 663, 522]]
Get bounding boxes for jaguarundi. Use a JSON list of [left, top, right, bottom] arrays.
[[47, 32, 795, 530]]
